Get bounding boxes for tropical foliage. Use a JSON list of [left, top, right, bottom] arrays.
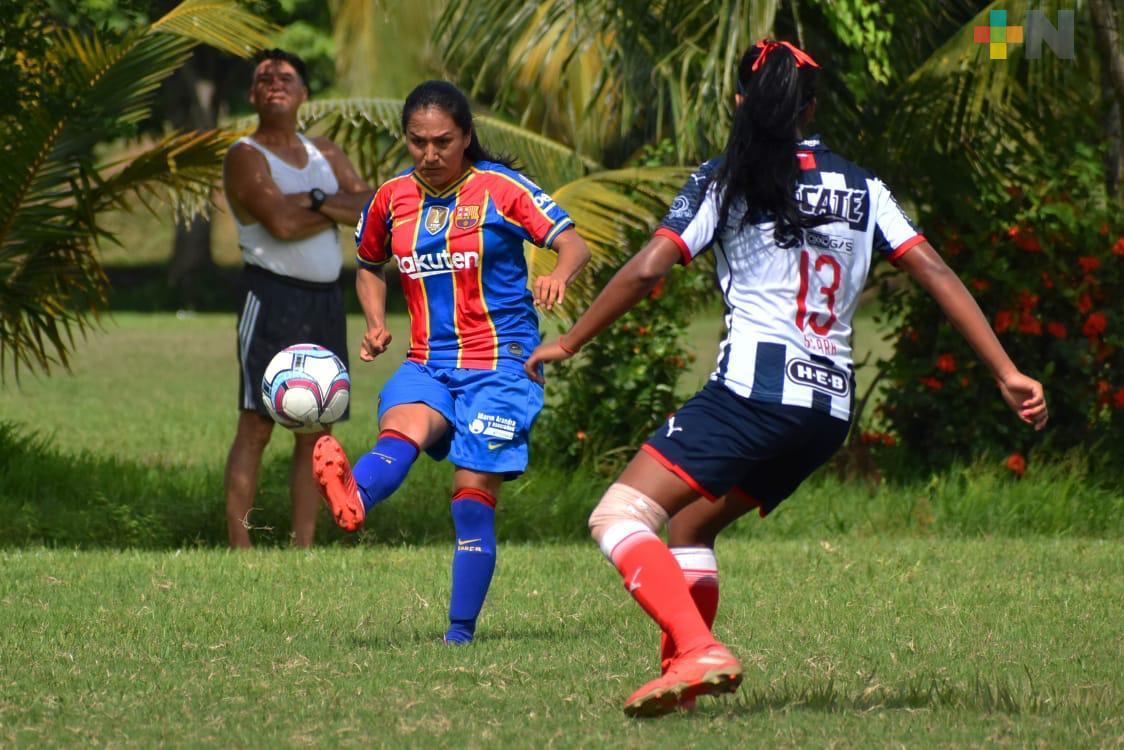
[[0, 0, 274, 377]]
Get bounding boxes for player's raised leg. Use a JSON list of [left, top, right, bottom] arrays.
[[591, 451, 742, 717], [313, 403, 445, 531], [224, 411, 275, 549], [444, 470, 503, 644]]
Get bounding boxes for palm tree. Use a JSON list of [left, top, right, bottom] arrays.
[[0, 0, 274, 378]]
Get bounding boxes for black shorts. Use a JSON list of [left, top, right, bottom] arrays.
[[643, 381, 849, 516], [236, 265, 350, 419]]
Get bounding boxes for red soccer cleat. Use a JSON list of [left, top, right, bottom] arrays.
[[312, 435, 365, 531], [624, 643, 742, 718]]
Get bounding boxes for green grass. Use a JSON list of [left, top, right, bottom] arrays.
[[1, 540, 1121, 747]]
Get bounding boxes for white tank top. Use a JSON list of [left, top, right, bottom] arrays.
[[230, 134, 342, 283]]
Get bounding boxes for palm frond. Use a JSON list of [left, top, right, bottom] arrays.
[[151, 0, 278, 57], [529, 166, 692, 320], [294, 98, 600, 191]]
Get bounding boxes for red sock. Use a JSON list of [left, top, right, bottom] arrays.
[[660, 547, 719, 671], [610, 533, 716, 657]]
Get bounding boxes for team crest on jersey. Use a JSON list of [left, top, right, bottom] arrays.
[[424, 206, 450, 235], [786, 358, 850, 397], [454, 204, 481, 230]]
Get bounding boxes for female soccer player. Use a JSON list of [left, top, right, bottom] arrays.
[[525, 40, 1048, 717], [314, 80, 591, 644]]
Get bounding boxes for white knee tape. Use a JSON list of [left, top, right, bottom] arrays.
[[588, 483, 670, 559]]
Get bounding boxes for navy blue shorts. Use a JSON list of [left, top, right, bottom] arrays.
[[643, 381, 850, 515]]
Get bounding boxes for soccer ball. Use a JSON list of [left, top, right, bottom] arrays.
[[261, 344, 350, 433]]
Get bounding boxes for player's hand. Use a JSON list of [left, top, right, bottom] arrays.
[[523, 339, 574, 384], [360, 325, 392, 361], [533, 274, 567, 311], [997, 371, 1048, 431]]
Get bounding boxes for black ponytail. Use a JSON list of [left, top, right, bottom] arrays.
[[401, 80, 518, 170], [713, 42, 820, 247]]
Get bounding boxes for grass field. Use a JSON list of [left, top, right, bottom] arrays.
[[2, 540, 1121, 747]]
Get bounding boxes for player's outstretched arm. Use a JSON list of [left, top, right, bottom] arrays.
[[525, 235, 681, 383], [896, 240, 1048, 430], [533, 228, 592, 311], [356, 266, 392, 362]]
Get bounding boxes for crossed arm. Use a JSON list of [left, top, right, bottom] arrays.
[[223, 136, 373, 240]]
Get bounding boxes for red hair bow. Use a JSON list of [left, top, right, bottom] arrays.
[[751, 40, 821, 71]]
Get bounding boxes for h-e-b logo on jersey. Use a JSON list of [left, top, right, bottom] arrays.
[[786, 359, 850, 397]]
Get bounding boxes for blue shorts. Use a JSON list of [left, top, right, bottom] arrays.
[[378, 361, 545, 479], [643, 381, 850, 515]]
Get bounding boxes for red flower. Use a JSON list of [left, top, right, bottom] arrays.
[[649, 279, 666, 300], [1083, 312, 1107, 338], [920, 376, 943, 391], [959, 376, 970, 387], [1017, 289, 1039, 311], [994, 310, 1013, 333], [1078, 256, 1101, 274], [1046, 322, 1067, 339], [906, 328, 920, 343], [636, 325, 650, 336], [1097, 379, 1111, 397], [937, 354, 957, 373], [1077, 294, 1093, 314], [1040, 271, 1054, 289], [1114, 389, 1124, 410], [1114, 237, 1124, 256], [1008, 225, 1042, 253], [1017, 312, 1042, 336], [1100, 223, 1110, 237], [576, 430, 587, 441], [1005, 453, 1026, 478], [971, 278, 990, 292]]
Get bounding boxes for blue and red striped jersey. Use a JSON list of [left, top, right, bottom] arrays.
[[355, 161, 573, 370]]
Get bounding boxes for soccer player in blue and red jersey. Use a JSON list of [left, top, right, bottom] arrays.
[[527, 41, 1048, 716], [314, 80, 591, 644]]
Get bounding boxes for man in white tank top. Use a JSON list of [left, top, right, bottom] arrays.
[[222, 49, 374, 549]]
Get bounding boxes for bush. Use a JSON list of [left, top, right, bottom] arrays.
[[877, 142, 1123, 482], [534, 262, 711, 474]]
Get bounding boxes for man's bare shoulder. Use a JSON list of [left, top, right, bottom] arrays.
[[309, 135, 344, 157]]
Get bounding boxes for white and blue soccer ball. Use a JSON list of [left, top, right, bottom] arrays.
[[261, 344, 350, 433]]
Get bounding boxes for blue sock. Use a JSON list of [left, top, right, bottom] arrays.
[[351, 430, 419, 513], [445, 489, 497, 644]]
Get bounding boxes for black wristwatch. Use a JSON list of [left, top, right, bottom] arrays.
[[309, 187, 328, 212]]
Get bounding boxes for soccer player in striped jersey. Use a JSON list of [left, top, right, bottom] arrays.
[[526, 40, 1048, 716], [314, 80, 591, 644]]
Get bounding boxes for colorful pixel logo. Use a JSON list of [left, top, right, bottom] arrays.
[[973, 10, 1075, 60], [974, 10, 1022, 60]]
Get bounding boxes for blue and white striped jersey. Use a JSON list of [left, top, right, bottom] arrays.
[[655, 137, 926, 422]]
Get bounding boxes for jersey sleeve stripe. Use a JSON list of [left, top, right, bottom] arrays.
[[654, 227, 693, 265], [888, 234, 927, 264], [542, 218, 574, 248], [356, 254, 389, 270]]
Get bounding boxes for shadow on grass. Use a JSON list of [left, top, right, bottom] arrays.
[[698, 673, 1122, 718], [0, 421, 606, 548]]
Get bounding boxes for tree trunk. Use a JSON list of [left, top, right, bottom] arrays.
[[1089, 0, 1124, 198], [164, 49, 220, 288]]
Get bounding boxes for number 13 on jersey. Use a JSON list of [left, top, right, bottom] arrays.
[[795, 250, 841, 336]]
